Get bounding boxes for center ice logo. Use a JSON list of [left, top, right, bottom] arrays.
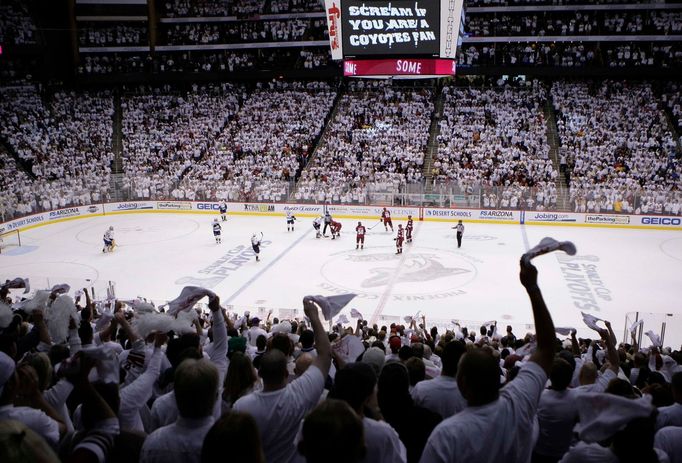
[[358, 254, 469, 288], [321, 247, 477, 297]]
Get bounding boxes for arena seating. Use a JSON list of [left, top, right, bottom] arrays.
[[465, 11, 682, 37], [434, 82, 558, 210], [121, 85, 241, 201], [552, 80, 680, 214], [0, 86, 114, 214], [0, 0, 37, 45], [296, 81, 433, 203]]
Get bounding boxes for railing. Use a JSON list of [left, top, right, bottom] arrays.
[[624, 311, 682, 351], [1, 175, 680, 222]]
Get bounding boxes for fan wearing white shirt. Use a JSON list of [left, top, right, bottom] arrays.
[[233, 297, 331, 463], [655, 426, 682, 463], [330, 362, 407, 463], [411, 340, 467, 419], [536, 328, 621, 463], [656, 372, 682, 430], [0, 352, 65, 448], [247, 318, 267, 347], [420, 257, 557, 463], [140, 295, 225, 463], [140, 358, 219, 463]]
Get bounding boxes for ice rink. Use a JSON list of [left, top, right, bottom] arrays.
[[2, 212, 681, 346]]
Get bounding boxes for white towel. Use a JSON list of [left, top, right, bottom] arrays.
[[305, 294, 356, 321], [578, 393, 653, 442], [165, 286, 217, 316]]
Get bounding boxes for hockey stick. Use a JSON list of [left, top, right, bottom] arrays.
[[367, 220, 383, 230]]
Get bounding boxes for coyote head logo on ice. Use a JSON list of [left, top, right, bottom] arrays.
[[321, 246, 478, 297], [359, 254, 470, 288]]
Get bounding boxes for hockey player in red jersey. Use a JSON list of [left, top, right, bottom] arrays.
[[355, 221, 366, 250], [406, 215, 414, 243], [381, 207, 394, 232], [330, 220, 342, 240], [394, 224, 404, 254]]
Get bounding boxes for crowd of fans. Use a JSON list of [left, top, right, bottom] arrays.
[[0, 258, 681, 463], [296, 81, 433, 204], [162, 19, 326, 45], [78, 25, 148, 47], [459, 43, 597, 67], [552, 80, 681, 214], [465, 11, 682, 37], [162, 0, 230, 18], [0, 78, 680, 217], [602, 43, 682, 68], [0, 148, 33, 220], [459, 43, 682, 69], [184, 81, 337, 202], [663, 82, 682, 136], [434, 81, 558, 210], [0, 86, 114, 216], [161, 0, 322, 17], [76, 49, 331, 76], [121, 85, 241, 201], [0, 0, 37, 46], [299, 49, 330, 69], [121, 81, 335, 203]]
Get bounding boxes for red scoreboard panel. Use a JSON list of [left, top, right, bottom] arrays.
[[344, 58, 456, 77]]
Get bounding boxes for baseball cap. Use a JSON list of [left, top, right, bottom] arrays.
[[389, 335, 402, 349], [361, 347, 386, 377]]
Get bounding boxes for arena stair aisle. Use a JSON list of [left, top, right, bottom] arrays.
[[423, 87, 446, 194], [289, 82, 345, 201], [0, 137, 37, 181], [543, 95, 569, 211], [112, 90, 123, 174]]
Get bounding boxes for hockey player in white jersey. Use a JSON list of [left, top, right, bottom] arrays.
[[313, 216, 322, 238], [219, 202, 228, 221], [286, 211, 296, 232], [213, 218, 222, 244], [102, 226, 115, 253], [251, 232, 263, 261]]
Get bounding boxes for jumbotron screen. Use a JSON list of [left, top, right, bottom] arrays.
[[341, 0, 440, 57], [325, 0, 464, 61]]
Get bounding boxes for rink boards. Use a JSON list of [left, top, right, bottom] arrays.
[[1, 200, 681, 234]]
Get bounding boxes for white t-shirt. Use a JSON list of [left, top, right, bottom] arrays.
[[655, 426, 682, 463], [657, 403, 682, 430], [362, 417, 407, 463], [247, 326, 268, 346], [0, 404, 60, 446], [559, 441, 670, 463], [419, 361, 547, 463], [140, 416, 215, 463], [410, 375, 466, 419], [535, 388, 579, 457], [233, 364, 326, 463]]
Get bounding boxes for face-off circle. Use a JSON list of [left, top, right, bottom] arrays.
[[320, 246, 478, 297]]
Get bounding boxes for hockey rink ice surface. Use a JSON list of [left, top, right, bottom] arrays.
[[1, 213, 681, 346]]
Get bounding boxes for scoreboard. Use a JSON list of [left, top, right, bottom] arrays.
[[341, 0, 441, 57], [324, 0, 465, 77]]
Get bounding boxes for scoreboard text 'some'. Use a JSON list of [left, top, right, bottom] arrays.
[[324, 0, 465, 60]]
